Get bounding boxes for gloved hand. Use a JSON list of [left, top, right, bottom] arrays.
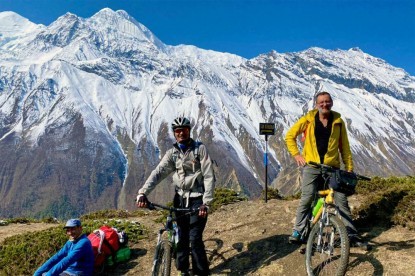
[[198, 204, 209, 218], [136, 194, 148, 208]]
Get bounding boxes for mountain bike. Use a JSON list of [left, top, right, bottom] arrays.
[[304, 161, 371, 276], [147, 202, 198, 276]]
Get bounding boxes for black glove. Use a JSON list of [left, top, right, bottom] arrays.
[[136, 194, 149, 207], [198, 204, 209, 218]]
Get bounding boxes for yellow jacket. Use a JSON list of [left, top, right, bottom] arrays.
[[285, 109, 353, 171]]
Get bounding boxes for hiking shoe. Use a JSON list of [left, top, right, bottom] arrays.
[[289, 230, 303, 244], [349, 236, 372, 250]]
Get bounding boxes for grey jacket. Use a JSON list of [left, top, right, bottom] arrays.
[[138, 139, 215, 206]]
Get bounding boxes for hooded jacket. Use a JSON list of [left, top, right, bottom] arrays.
[[285, 109, 353, 171], [138, 139, 215, 206]]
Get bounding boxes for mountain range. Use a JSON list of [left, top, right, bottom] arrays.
[[0, 8, 414, 218]]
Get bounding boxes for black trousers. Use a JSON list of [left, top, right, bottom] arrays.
[[174, 194, 210, 275]]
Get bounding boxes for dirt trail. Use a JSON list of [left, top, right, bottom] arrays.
[[0, 222, 56, 243], [118, 198, 415, 275], [2, 198, 415, 275]]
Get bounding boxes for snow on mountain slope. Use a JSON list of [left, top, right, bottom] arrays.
[[0, 11, 43, 41], [0, 9, 414, 218]]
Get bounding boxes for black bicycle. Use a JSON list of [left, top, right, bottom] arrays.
[[147, 202, 198, 276], [304, 162, 371, 276]]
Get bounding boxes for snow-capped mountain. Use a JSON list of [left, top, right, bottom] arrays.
[[1, 9, 414, 218]]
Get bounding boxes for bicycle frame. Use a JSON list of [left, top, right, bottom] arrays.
[[154, 214, 175, 248], [309, 173, 339, 255], [148, 202, 198, 276], [312, 187, 335, 224]]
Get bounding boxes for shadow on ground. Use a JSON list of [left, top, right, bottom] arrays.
[[208, 234, 296, 275]]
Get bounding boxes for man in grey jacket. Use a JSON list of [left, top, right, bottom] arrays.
[[136, 117, 215, 276]]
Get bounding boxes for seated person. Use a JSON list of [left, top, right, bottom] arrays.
[[34, 219, 95, 276]]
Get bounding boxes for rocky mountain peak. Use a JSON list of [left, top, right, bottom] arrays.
[[0, 9, 414, 218], [88, 8, 165, 50]]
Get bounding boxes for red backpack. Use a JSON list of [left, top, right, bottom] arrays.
[[87, 225, 121, 271]]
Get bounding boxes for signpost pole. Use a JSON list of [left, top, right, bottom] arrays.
[[264, 134, 268, 203], [259, 123, 275, 203]]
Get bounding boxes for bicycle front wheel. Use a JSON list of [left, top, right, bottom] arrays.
[[305, 215, 350, 276], [152, 240, 172, 276]]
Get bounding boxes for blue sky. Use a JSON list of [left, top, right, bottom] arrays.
[[1, 0, 415, 75]]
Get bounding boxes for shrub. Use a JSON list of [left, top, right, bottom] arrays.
[[261, 187, 283, 200], [81, 209, 131, 220], [0, 226, 67, 275], [5, 217, 37, 224], [392, 192, 415, 230], [284, 191, 302, 200], [353, 176, 415, 229], [40, 217, 59, 223], [210, 188, 247, 212]]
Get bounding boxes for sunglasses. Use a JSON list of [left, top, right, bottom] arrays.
[[174, 128, 189, 134]]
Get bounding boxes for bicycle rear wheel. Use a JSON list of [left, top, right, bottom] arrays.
[[152, 240, 172, 276], [305, 215, 350, 276]]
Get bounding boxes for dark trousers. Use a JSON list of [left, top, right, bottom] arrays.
[[174, 194, 210, 275]]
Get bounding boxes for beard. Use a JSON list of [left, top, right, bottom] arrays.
[[318, 107, 331, 116]]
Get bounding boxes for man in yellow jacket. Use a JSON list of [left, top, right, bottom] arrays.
[[285, 91, 364, 246]]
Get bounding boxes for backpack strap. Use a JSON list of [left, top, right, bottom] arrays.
[[171, 148, 179, 163], [193, 140, 201, 161], [96, 229, 105, 254], [96, 229, 117, 264], [102, 236, 117, 264]]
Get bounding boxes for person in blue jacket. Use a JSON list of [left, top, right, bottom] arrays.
[[34, 219, 95, 276]]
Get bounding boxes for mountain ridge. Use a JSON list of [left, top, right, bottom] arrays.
[[0, 8, 414, 218]]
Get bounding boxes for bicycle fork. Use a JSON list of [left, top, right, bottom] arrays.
[[315, 208, 334, 255], [315, 207, 338, 256]]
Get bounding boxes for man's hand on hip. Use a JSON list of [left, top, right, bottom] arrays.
[[294, 155, 306, 166]]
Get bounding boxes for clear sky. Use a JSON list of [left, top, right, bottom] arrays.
[[1, 0, 414, 75]]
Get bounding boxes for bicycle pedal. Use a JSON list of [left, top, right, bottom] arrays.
[[298, 247, 306, 254]]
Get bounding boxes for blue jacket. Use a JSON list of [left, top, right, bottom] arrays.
[[34, 234, 94, 276]]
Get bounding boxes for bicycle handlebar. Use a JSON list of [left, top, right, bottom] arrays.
[[309, 161, 334, 170], [147, 202, 199, 213], [308, 161, 371, 181]]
